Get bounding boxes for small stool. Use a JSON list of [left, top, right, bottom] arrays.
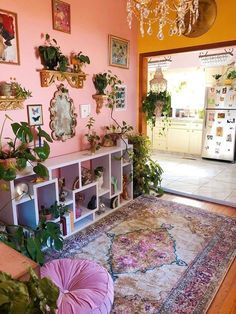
[[41, 258, 114, 314]]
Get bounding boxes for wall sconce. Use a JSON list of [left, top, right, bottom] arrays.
[[199, 49, 234, 67], [92, 94, 108, 114]]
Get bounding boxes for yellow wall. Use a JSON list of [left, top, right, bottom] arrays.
[[138, 0, 236, 53]]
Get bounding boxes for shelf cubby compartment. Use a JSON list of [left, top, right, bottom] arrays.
[[51, 163, 80, 191], [73, 183, 97, 223], [73, 215, 94, 233], [13, 174, 39, 204], [110, 151, 122, 197], [95, 193, 116, 220], [34, 179, 59, 225], [90, 154, 110, 196], [16, 199, 37, 229]]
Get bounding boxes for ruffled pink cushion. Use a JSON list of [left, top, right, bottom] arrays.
[[41, 259, 114, 314]]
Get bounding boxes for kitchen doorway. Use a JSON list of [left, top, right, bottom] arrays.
[[139, 40, 236, 206]]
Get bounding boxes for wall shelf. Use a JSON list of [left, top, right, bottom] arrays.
[[38, 70, 87, 89], [0, 97, 24, 111]]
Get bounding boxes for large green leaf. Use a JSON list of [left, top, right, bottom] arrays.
[[2, 168, 16, 181], [37, 127, 53, 143], [33, 163, 49, 178], [34, 141, 50, 161], [11, 122, 33, 143], [16, 158, 27, 170]]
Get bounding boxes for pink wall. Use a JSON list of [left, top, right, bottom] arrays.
[[0, 0, 138, 157]]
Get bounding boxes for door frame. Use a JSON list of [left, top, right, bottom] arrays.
[[138, 40, 236, 134]]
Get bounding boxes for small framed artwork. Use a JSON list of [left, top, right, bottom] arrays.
[[108, 34, 129, 69], [27, 104, 43, 126], [52, 0, 71, 33], [0, 9, 20, 65], [115, 84, 127, 111]]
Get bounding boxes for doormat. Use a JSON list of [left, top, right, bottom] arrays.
[[47, 195, 236, 313]]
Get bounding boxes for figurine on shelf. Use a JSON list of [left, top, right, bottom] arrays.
[[111, 176, 118, 195], [82, 167, 93, 186], [94, 166, 104, 191], [75, 193, 85, 219], [87, 195, 97, 210], [59, 177, 68, 202], [121, 174, 129, 200], [97, 202, 106, 215]]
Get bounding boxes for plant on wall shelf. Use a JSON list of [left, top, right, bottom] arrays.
[[71, 51, 90, 73], [128, 133, 163, 198], [38, 33, 62, 70], [142, 90, 171, 132], [0, 268, 59, 313], [85, 117, 101, 154], [0, 114, 53, 183], [0, 78, 32, 100], [92, 73, 108, 95]]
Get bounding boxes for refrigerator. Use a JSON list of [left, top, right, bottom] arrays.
[[201, 85, 236, 162]]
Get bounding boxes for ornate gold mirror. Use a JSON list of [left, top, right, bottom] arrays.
[[49, 84, 77, 141]]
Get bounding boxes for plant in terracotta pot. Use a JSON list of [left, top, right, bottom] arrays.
[[92, 73, 109, 114], [142, 90, 171, 132], [71, 51, 90, 73], [38, 33, 61, 70], [85, 117, 101, 154], [104, 121, 133, 147], [0, 114, 53, 184], [0, 78, 32, 99]]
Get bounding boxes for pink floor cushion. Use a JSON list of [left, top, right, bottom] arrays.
[[41, 258, 114, 314]]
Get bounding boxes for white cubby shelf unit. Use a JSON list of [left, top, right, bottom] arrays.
[[0, 145, 133, 238]]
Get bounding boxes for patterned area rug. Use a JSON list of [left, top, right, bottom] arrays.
[[47, 195, 236, 313]]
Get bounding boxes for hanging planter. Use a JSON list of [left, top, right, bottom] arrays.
[[142, 90, 171, 130]]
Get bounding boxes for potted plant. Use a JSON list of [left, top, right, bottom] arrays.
[[40, 201, 69, 221], [38, 33, 61, 70], [212, 74, 222, 86], [127, 133, 163, 198], [104, 121, 133, 147], [58, 54, 69, 72], [142, 90, 171, 131], [226, 70, 236, 85], [71, 51, 90, 73], [85, 117, 101, 154], [0, 78, 32, 99], [0, 114, 53, 183], [93, 73, 108, 95], [0, 268, 59, 313], [0, 220, 63, 265]]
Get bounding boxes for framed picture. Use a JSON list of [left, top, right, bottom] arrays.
[[108, 34, 129, 69], [27, 104, 43, 126], [0, 9, 20, 65], [115, 84, 127, 111], [52, 0, 71, 33]]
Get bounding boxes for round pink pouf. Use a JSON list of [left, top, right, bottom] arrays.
[[41, 258, 114, 314]]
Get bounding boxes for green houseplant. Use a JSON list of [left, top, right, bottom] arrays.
[[0, 268, 59, 313], [92, 73, 108, 95], [0, 220, 63, 265], [128, 133, 163, 198], [0, 114, 53, 183], [71, 51, 90, 73], [40, 201, 69, 221], [38, 34, 61, 70], [227, 70, 236, 80], [142, 90, 171, 131], [85, 117, 101, 154]]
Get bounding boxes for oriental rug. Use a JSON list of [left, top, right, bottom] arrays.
[[47, 195, 236, 314]]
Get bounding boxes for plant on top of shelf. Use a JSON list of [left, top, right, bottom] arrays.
[[0, 114, 53, 184], [85, 116, 101, 154], [0, 268, 59, 313], [142, 90, 171, 132], [104, 121, 133, 146], [127, 133, 163, 198], [71, 51, 90, 73]]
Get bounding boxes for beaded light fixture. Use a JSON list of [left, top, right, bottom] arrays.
[[127, 0, 199, 39]]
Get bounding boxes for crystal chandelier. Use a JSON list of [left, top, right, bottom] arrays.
[[127, 0, 199, 39]]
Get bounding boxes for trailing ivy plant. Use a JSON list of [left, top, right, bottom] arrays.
[[142, 90, 171, 133], [128, 133, 163, 198], [0, 268, 59, 313]]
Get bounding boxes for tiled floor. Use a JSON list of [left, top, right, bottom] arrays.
[[151, 151, 236, 207]]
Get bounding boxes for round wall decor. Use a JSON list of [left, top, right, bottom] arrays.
[[184, 0, 217, 38]]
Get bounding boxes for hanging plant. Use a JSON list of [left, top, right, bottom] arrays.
[[142, 90, 171, 131]]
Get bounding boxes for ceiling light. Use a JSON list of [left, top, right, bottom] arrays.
[[199, 49, 234, 67], [127, 0, 199, 39]]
